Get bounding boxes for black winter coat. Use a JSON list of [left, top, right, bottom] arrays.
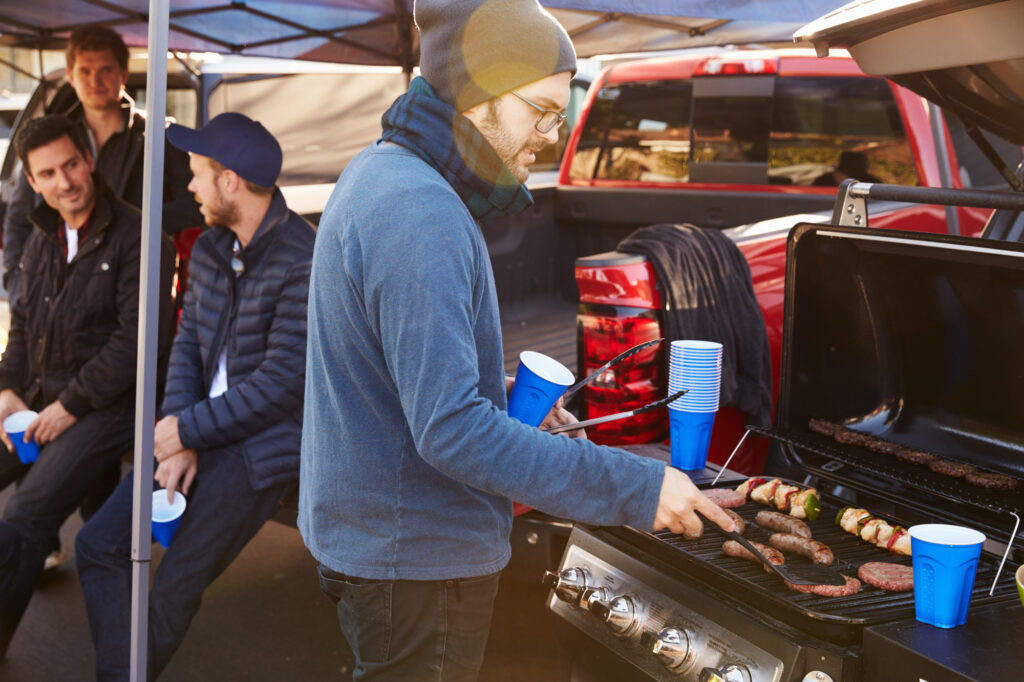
[[0, 175, 176, 416], [164, 191, 314, 490]]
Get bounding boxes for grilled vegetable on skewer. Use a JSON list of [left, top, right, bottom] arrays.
[[836, 507, 912, 556], [735, 478, 822, 521]]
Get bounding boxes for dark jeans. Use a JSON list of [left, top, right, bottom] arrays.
[[75, 445, 292, 681], [0, 406, 134, 658], [318, 566, 501, 681]]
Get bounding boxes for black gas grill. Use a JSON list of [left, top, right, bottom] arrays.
[[545, 225, 1024, 681]]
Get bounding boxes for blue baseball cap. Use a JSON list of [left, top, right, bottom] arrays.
[[168, 112, 282, 187]]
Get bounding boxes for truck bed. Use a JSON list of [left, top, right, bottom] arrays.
[[500, 297, 577, 377]]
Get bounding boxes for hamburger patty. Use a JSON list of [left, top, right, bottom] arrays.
[[703, 488, 746, 509], [894, 447, 939, 465], [965, 471, 1019, 491], [784, 574, 861, 597], [858, 562, 914, 592], [808, 418, 837, 436], [928, 458, 977, 477]]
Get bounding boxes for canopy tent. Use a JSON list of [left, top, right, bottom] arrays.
[[0, 1, 847, 680], [1, 1, 846, 67]]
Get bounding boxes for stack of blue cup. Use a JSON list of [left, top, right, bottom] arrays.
[[667, 340, 722, 470]]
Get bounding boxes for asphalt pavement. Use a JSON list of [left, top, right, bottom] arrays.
[[0, 481, 573, 681]]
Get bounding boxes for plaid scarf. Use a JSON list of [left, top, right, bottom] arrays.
[[381, 77, 533, 220]]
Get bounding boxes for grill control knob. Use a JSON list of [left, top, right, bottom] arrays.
[[700, 663, 752, 682], [588, 594, 638, 636], [581, 586, 612, 613], [541, 567, 590, 606], [649, 627, 691, 670]]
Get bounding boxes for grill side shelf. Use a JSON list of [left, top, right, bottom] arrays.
[[748, 425, 1021, 516]]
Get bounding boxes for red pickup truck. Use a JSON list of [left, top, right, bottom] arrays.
[[566, 46, 1023, 473]]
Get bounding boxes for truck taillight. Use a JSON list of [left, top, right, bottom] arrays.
[[578, 305, 665, 444], [576, 250, 665, 445]]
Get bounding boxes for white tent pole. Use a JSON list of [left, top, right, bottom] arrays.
[[130, 1, 169, 679]]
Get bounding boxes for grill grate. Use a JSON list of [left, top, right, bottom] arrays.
[[748, 425, 1024, 516], [639, 481, 1019, 642]]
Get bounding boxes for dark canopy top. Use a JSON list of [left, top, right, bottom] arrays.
[[1, 1, 847, 68]]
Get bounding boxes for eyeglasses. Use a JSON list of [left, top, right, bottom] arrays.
[[231, 240, 244, 276], [509, 90, 567, 134]]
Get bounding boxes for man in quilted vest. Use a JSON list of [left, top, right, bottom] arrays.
[[75, 112, 315, 681]]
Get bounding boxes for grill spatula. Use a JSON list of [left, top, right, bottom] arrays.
[[714, 526, 848, 586]]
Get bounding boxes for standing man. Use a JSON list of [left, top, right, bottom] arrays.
[[2, 24, 199, 308], [300, 1, 735, 680], [76, 112, 314, 681], [0, 114, 175, 657]]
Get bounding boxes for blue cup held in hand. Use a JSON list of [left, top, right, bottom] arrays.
[[909, 524, 985, 628], [507, 351, 575, 428], [3, 410, 40, 464], [152, 489, 187, 548]]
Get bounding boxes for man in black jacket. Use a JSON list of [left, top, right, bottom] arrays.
[[76, 112, 314, 681], [2, 25, 199, 307], [0, 24, 201, 571], [0, 114, 175, 658]]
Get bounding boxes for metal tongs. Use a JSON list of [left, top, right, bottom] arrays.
[[561, 337, 664, 403], [544, 390, 687, 434], [712, 526, 848, 586]]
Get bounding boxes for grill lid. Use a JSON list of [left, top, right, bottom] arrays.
[[775, 225, 1024, 517]]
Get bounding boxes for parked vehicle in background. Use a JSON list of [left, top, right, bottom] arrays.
[[564, 46, 1022, 472]]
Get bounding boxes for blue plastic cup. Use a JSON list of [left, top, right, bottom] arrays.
[[152, 489, 187, 548], [669, 409, 716, 470], [3, 410, 40, 464], [909, 524, 985, 628], [507, 351, 575, 427]]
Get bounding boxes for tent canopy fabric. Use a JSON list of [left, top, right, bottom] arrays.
[[0, 1, 847, 67]]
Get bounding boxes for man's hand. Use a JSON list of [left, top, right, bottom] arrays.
[[26, 400, 77, 446], [154, 415, 185, 462], [0, 389, 30, 451], [652, 467, 736, 536], [540, 397, 587, 440], [154, 449, 198, 499]]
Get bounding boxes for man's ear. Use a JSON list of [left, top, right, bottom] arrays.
[[24, 167, 38, 194], [219, 168, 241, 194]]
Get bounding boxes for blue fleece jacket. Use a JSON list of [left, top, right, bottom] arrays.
[[299, 141, 666, 580]]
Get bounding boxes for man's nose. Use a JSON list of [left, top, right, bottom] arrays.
[[538, 124, 560, 146], [56, 168, 73, 189]]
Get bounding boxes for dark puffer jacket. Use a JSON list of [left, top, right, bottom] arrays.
[[163, 190, 314, 490], [0, 175, 176, 415]]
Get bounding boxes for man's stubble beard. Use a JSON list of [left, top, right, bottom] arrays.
[[479, 100, 533, 184]]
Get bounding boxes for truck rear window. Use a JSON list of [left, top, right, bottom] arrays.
[[568, 80, 693, 182], [568, 75, 918, 187]]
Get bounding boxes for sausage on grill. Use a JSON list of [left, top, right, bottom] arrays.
[[722, 540, 784, 571], [755, 511, 812, 538], [858, 562, 914, 592], [768, 533, 834, 565], [784, 575, 861, 597], [723, 508, 745, 535]]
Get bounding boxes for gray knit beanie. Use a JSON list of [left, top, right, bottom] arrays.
[[415, 0, 577, 113]]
